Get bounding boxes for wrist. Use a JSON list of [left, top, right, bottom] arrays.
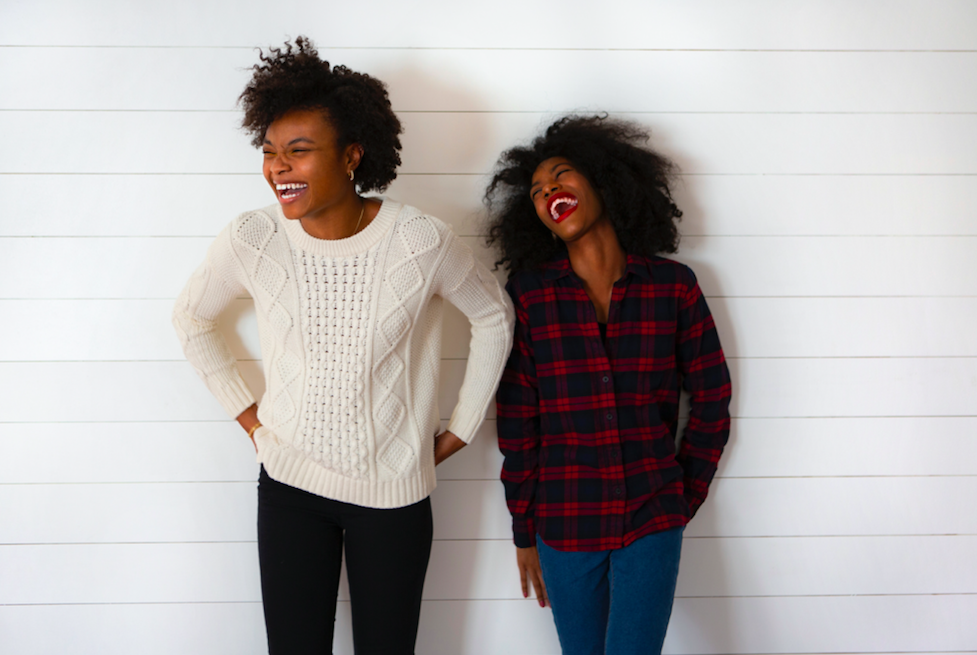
[[247, 422, 262, 440]]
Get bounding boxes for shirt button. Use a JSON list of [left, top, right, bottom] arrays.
[[602, 376, 609, 383], [606, 413, 614, 420], [614, 487, 623, 496]]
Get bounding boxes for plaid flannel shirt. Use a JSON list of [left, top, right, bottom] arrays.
[[497, 254, 731, 551]]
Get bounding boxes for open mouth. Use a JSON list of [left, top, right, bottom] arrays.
[[276, 182, 308, 203], [547, 192, 578, 223]]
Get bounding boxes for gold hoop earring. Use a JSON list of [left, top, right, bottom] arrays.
[[348, 169, 355, 182]]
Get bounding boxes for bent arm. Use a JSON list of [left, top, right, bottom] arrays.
[[435, 235, 515, 444], [172, 228, 256, 420]]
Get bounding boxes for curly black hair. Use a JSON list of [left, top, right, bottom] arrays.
[[238, 36, 402, 193], [484, 115, 683, 273]]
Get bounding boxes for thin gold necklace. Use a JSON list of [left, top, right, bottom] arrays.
[[350, 199, 365, 237]]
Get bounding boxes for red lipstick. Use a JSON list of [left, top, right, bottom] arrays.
[[546, 192, 579, 223]]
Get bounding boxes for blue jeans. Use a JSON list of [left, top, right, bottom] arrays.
[[537, 527, 684, 655]]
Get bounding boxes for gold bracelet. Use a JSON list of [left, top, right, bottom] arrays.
[[247, 422, 263, 440]]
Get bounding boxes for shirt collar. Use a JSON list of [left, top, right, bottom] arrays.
[[542, 253, 653, 281]]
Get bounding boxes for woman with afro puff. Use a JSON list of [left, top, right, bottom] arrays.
[[487, 116, 732, 654], [173, 37, 513, 653]]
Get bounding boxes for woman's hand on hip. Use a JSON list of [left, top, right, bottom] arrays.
[[433, 430, 466, 465], [236, 404, 260, 453]]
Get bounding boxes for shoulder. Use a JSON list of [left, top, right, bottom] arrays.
[[504, 267, 552, 308], [641, 254, 699, 289], [390, 201, 453, 241], [226, 204, 281, 248]]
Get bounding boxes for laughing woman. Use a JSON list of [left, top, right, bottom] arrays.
[[487, 116, 731, 655], [173, 38, 513, 654]]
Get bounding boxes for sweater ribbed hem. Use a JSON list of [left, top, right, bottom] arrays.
[[259, 439, 437, 509]]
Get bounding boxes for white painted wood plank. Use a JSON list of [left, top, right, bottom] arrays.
[[3, 477, 974, 544], [6, 296, 977, 362], [5, 174, 975, 238], [4, 356, 975, 423], [4, 535, 974, 605], [4, 417, 977, 486], [718, 417, 977, 478], [0, 299, 258, 362], [0, 542, 262, 604], [710, 297, 977, 358], [4, 595, 972, 655], [6, 112, 977, 175], [5, 235, 977, 299], [0, 602, 269, 655], [726, 357, 977, 419], [0, 481, 258, 544], [0, 422, 261, 484], [4, 0, 977, 50], [0, 359, 487, 422], [677, 174, 977, 238], [664, 595, 977, 654], [672, 236, 977, 298], [8, 49, 977, 113], [0, 420, 499, 484], [0, 236, 213, 299], [687, 476, 977, 538], [432, 477, 977, 541]]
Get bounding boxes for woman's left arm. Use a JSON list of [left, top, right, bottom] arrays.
[[433, 234, 515, 453], [675, 269, 733, 517]]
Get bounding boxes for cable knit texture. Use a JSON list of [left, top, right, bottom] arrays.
[[173, 200, 514, 508]]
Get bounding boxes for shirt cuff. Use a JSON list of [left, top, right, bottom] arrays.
[[512, 517, 537, 548]]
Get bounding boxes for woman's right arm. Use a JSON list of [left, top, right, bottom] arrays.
[[172, 226, 257, 425], [496, 280, 547, 607]]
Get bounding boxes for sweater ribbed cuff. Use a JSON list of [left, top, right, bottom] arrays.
[[446, 404, 483, 444], [214, 375, 257, 419]]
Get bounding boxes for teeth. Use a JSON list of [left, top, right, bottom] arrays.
[[276, 182, 307, 191], [549, 196, 578, 220]]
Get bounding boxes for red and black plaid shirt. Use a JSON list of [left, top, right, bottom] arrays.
[[497, 254, 732, 551]]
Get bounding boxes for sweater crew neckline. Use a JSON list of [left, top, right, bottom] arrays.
[[278, 198, 400, 257]]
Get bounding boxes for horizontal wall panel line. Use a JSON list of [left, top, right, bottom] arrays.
[[6, 45, 977, 53], [7, 234, 977, 238], [7, 592, 977, 608], [5, 296, 977, 301], [4, 473, 976, 486], [7, 108, 977, 116], [7, 534, 977, 547], [5, 171, 977, 177], [12, 234, 977, 239], [5, 473, 977, 487], [4, 414, 977, 424], [5, 357, 977, 363], [4, 171, 977, 177]]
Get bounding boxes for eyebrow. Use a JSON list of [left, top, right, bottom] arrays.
[[530, 162, 571, 190], [263, 137, 315, 146]]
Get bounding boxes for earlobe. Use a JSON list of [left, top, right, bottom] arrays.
[[346, 143, 364, 174]]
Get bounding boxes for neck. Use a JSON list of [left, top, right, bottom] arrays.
[[299, 193, 365, 240], [565, 218, 627, 284]]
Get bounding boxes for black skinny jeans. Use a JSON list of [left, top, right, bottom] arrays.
[[257, 467, 433, 655]]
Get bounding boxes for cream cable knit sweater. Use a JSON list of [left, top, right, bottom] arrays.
[[173, 200, 514, 508]]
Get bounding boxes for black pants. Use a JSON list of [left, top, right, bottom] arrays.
[[257, 467, 433, 655]]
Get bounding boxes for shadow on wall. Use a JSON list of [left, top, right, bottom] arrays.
[[655, 128, 741, 654]]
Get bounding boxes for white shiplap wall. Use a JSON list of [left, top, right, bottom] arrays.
[[2, 1, 976, 653]]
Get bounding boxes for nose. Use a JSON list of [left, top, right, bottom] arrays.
[[268, 152, 291, 175], [542, 181, 560, 199]]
